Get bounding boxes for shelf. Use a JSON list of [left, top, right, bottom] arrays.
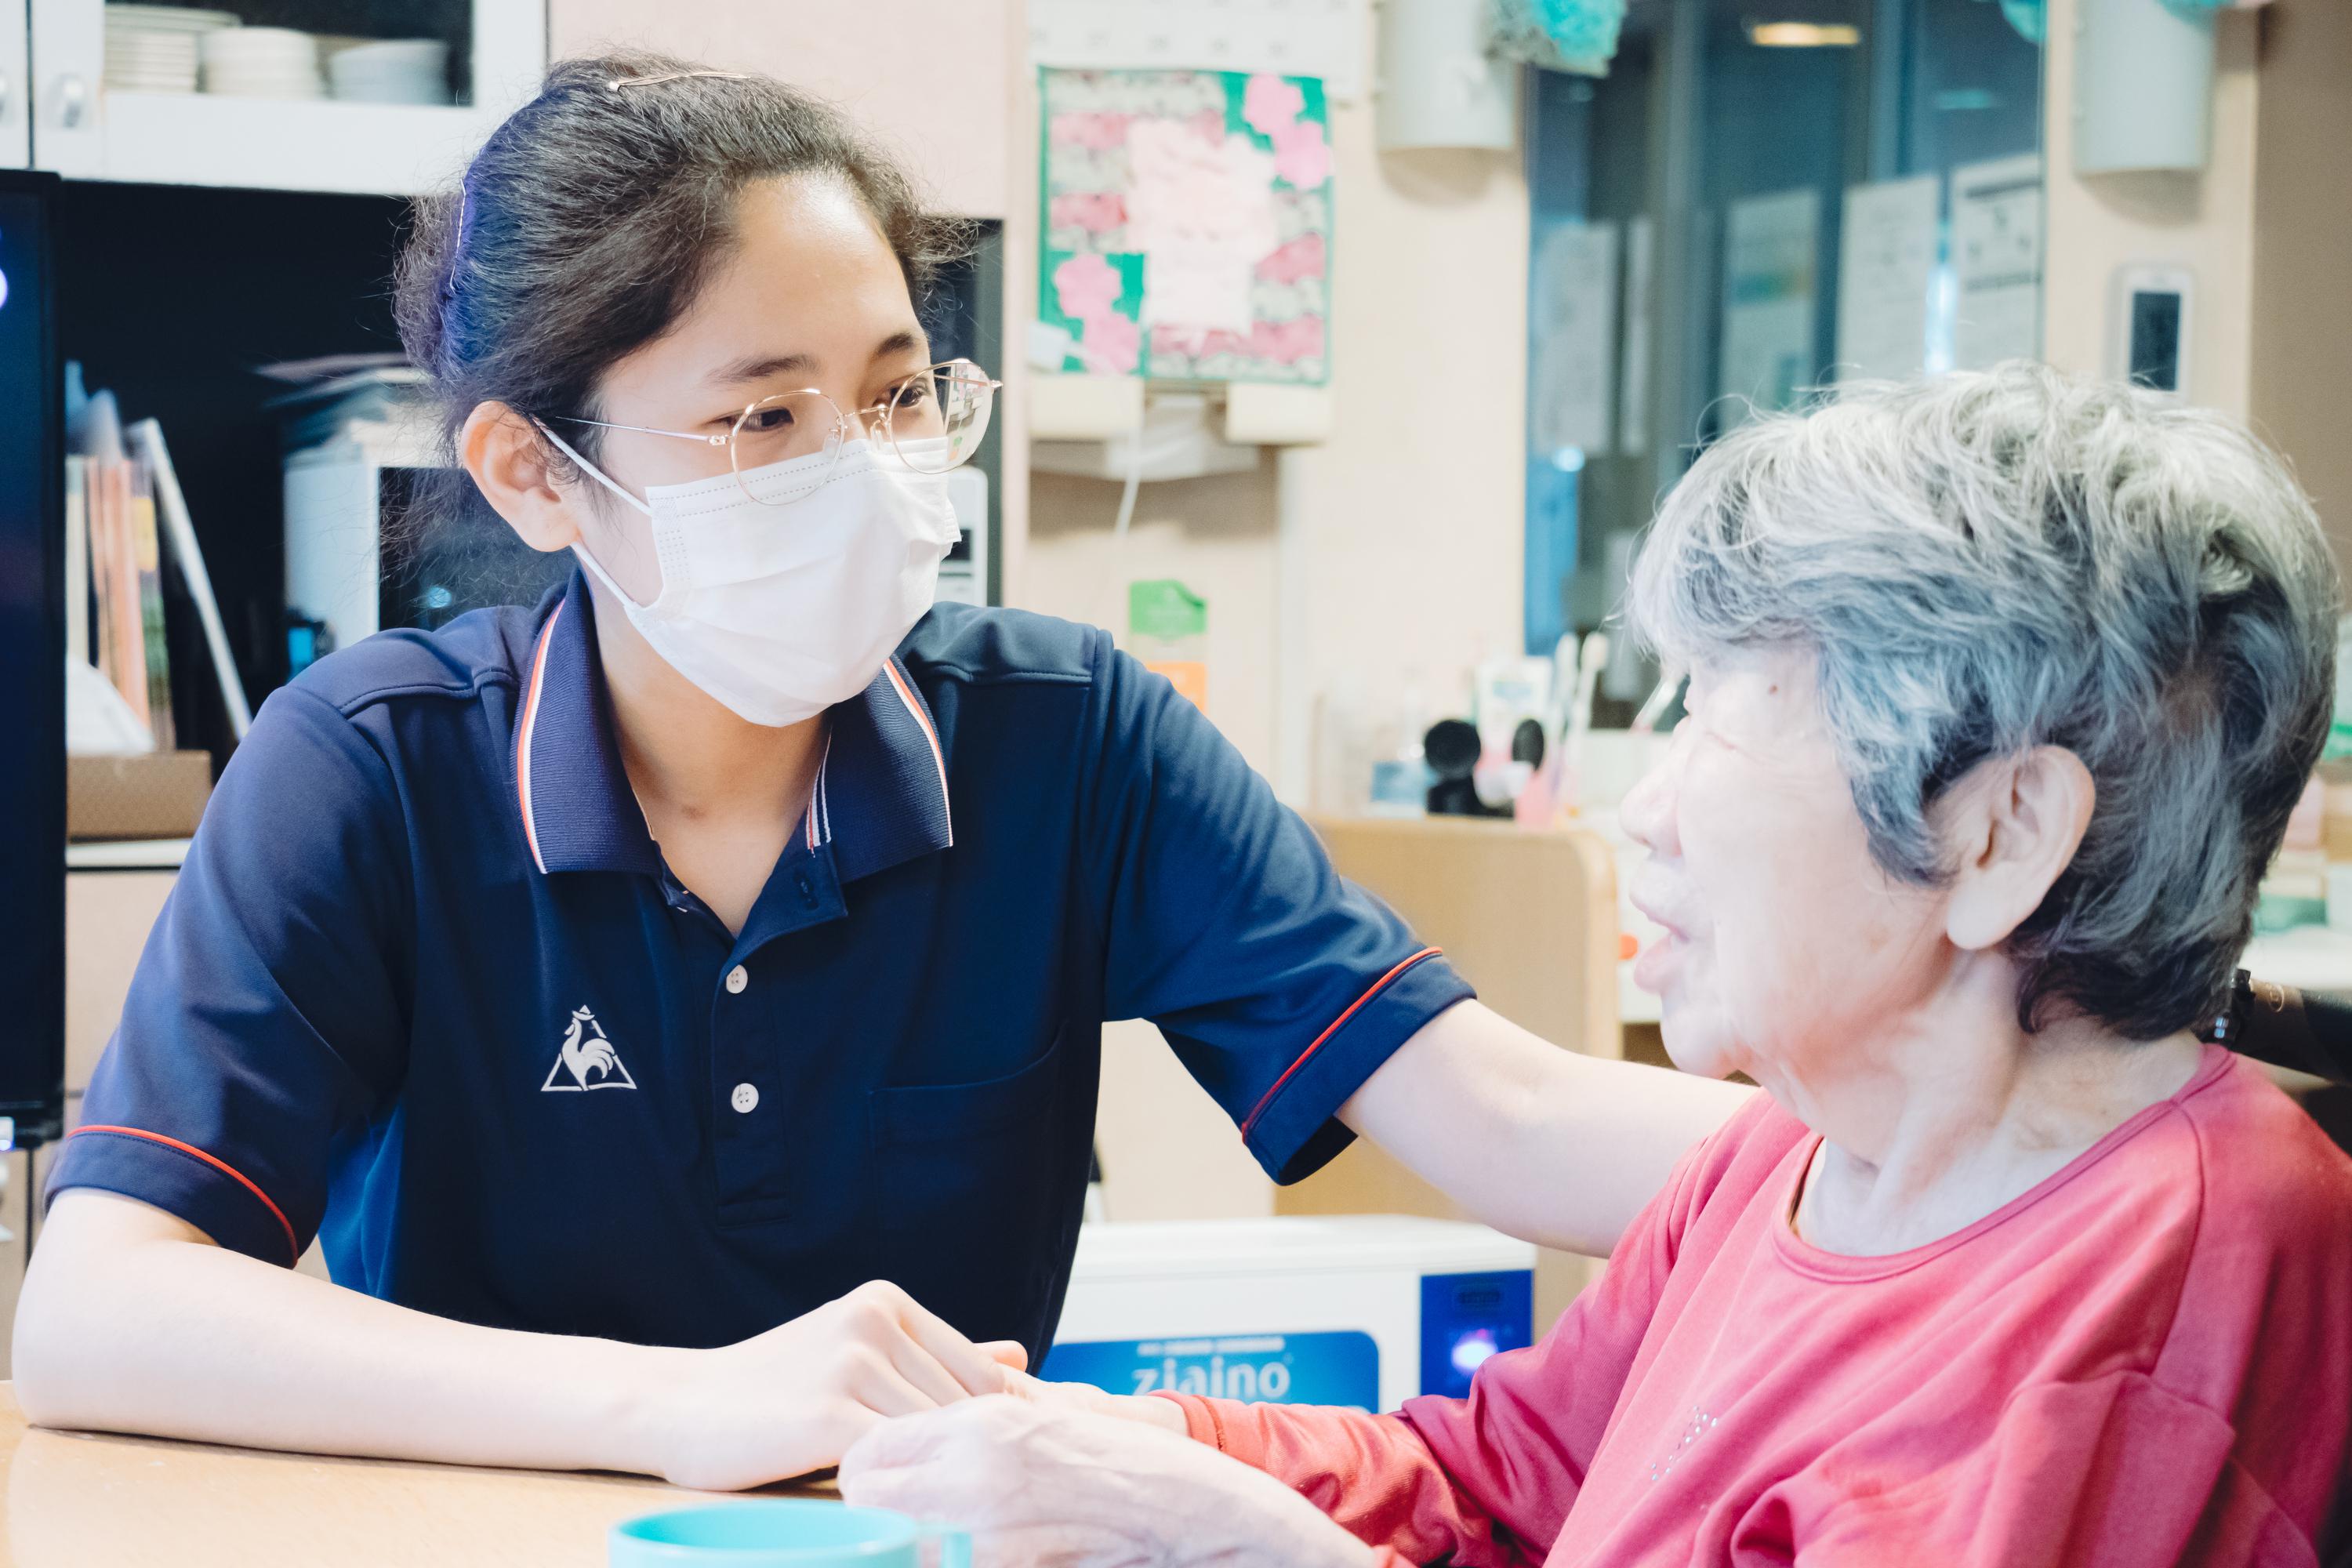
[[2239, 926, 2352, 998], [67, 838, 191, 870], [80, 92, 502, 196]]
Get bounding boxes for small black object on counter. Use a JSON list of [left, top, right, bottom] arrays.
[[1425, 718, 1505, 818]]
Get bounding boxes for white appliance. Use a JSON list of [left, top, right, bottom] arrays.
[[935, 466, 991, 608], [284, 418, 426, 654], [1045, 1216, 1537, 1414]]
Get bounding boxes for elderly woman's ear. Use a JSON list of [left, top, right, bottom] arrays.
[[1937, 746, 2096, 953]]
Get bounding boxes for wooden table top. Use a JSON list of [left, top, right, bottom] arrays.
[[0, 1385, 819, 1566]]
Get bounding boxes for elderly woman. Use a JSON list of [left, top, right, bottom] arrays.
[[839, 365, 2352, 1566]]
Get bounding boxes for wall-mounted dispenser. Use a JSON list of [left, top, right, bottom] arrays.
[[1375, 0, 1519, 153], [2074, 0, 2217, 173]]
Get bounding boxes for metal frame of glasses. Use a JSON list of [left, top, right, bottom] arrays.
[[546, 358, 1002, 506]]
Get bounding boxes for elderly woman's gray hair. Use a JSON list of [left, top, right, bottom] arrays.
[[1628, 362, 2340, 1040]]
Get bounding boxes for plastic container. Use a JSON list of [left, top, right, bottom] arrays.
[[611, 1502, 967, 1567], [1127, 579, 1207, 713], [1046, 1215, 1536, 1413]]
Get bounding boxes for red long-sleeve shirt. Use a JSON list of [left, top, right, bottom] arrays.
[[1166, 1047, 2352, 1566]]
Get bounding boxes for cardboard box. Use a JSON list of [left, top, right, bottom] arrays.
[[67, 751, 213, 841]]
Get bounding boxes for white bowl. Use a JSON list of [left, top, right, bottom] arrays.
[[328, 41, 452, 103], [106, 4, 240, 24], [331, 78, 448, 104], [109, 46, 198, 67], [203, 27, 318, 60], [330, 38, 447, 70], [204, 77, 325, 98]]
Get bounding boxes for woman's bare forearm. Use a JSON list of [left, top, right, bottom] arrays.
[[1341, 1000, 1754, 1257], [14, 1189, 677, 1474]]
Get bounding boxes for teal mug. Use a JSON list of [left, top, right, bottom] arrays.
[[610, 1501, 971, 1567]]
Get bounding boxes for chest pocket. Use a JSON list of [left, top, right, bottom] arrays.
[[866, 1029, 1073, 1351]]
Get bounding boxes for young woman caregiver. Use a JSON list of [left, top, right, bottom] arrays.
[[15, 55, 1747, 1490]]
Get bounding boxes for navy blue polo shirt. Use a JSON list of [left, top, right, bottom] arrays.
[[50, 568, 1472, 1357]]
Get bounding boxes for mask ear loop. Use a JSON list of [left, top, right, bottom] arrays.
[[528, 417, 670, 613], [532, 418, 655, 517]]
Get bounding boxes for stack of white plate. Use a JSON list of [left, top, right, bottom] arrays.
[[201, 25, 323, 99], [104, 5, 238, 94], [326, 39, 451, 105]]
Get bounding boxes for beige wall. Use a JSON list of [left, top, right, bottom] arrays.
[[547, 0, 1018, 219], [2040, 0, 2262, 417], [2041, 0, 2352, 563], [2249, 0, 2352, 564], [1014, 96, 1533, 1221], [538, 1, 1530, 759], [1012, 103, 1531, 786]]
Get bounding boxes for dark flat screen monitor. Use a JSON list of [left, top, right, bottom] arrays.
[[0, 170, 67, 1143]]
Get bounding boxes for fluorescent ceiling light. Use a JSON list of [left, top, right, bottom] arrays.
[[1748, 22, 1864, 46]]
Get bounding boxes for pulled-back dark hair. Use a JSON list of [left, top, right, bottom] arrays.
[[391, 50, 968, 531]]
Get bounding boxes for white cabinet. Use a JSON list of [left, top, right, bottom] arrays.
[[29, 0, 542, 194], [2, 0, 27, 167]]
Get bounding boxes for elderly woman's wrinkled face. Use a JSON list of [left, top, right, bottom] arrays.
[[1622, 647, 1950, 1093]]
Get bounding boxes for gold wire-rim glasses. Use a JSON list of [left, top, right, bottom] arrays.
[[546, 358, 1000, 507]]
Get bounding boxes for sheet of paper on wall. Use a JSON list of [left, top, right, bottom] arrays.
[[1951, 154, 2042, 369], [1617, 216, 1655, 458], [1530, 221, 1619, 459], [1127, 116, 1279, 334], [1835, 175, 1940, 385], [1039, 67, 1334, 384], [1720, 189, 1821, 413], [1029, 0, 1367, 100]]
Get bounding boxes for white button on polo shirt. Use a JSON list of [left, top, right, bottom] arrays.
[[731, 1083, 760, 1114], [725, 965, 749, 994]]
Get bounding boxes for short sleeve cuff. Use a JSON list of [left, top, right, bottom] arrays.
[[45, 1127, 303, 1266], [1150, 1390, 1224, 1449], [1240, 952, 1475, 1186]]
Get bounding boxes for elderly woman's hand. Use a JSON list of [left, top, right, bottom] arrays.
[[995, 1368, 1192, 1430], [837, 1396, 1375, 1568]]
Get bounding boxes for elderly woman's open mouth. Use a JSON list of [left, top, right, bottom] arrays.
[[1624, 877, 1691, 993]]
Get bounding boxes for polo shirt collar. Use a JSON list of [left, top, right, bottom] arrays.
[[513, 569, 953, 884], [820, 653, 956, 883]]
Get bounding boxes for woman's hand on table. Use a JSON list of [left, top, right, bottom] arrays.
[[631, 1280, 1028, 1491], [839, 1396, 1375, 1568]]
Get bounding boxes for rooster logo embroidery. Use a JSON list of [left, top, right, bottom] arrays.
[[541, 1005, 637, 1092]]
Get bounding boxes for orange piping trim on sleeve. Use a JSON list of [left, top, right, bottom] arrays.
[[70, 1125, 300, 1265], [1238, 947, 1444, 1143]]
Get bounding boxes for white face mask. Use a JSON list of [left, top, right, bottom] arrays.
[[538, 428, 962, 728]]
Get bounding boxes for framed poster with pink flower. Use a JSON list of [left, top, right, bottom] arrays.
[[1039, 67, 1333, 385]]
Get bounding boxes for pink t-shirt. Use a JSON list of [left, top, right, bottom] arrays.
[[1165, 1047, 2352, 1566]]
